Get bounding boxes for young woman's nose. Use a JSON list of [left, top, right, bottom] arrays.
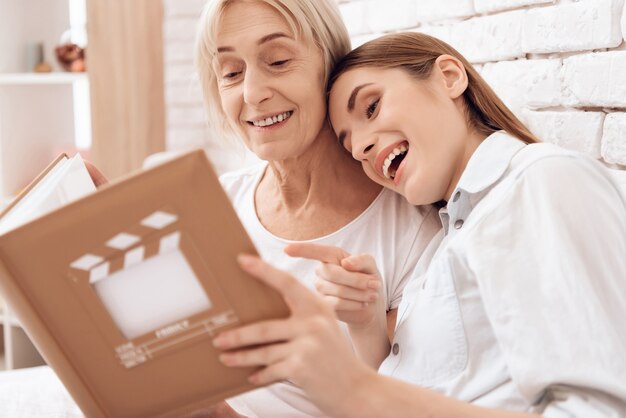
[[352, 137, 375, 161], [243, 69, 273, 105]]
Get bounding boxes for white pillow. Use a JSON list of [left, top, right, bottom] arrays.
[[0, 366, 82, 417]]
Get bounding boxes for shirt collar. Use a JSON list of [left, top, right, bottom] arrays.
[[439, 131, 526, 235], [455, 131, 526, 195]]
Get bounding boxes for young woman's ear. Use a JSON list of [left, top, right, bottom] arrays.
[[434, 54, 468, 99]]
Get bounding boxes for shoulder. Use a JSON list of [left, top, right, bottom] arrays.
[[508, 143, 621, 199], [467, 142, 625, 242], [219, 162, 266, 199], [513, 142, 598, 176]]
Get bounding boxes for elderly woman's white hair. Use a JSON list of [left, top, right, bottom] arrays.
[[195, 0, 351, 137]]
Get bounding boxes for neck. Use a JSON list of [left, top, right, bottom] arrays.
[[444, 129, 488, 201], [261, 123, 379, 210]]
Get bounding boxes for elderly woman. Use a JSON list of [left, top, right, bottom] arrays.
[[194, 1, 439, 417]]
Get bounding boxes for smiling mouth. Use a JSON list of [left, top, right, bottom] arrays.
[[248, 111, 293, 127], [382, 142, 408, 180]]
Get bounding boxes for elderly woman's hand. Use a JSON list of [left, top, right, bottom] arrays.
[[212, 255, 372, 412], [284, 243, 385, 329], [83, 160, 108, 187]]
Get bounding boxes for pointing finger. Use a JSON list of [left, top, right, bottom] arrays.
[[285, 243, 350, 265]]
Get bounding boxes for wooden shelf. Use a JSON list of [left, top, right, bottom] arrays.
[[0, 313, 21, 328], [0, 0, 86, 372], [0, 72, 87, 86], [0, 302, 21, 328]]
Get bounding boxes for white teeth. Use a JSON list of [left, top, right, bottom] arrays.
[[381, 144, 408, 180], [252, 111, 292, 127]]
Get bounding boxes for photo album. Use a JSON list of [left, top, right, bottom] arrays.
[[0, 150, 289, 418]]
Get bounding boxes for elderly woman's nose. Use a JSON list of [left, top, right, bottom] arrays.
[[243, 70, 273, 105]]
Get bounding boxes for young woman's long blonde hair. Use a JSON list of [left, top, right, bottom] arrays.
[[328, 32, 539, 144]]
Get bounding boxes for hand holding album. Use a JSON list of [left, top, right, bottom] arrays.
[[83, 159, 109, 187], [0, 151, 289, 418]]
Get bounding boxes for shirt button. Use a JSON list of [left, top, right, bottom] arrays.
[[453, 191, 461, 202], [392, 343, 400, 355], [454, 219, 464, 229]]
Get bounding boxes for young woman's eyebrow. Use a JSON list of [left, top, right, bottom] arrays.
[[335, 83, 374, 146], [348, 83, 373, 111]]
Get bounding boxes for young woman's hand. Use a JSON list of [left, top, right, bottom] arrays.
[[212, 255, 373, 413], [284, 243, 391, 368], [182, 401, 248, 418], [284, 243, 385, 329]]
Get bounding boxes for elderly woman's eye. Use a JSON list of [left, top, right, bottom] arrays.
[[271, 59, 289, 66], [223, 71, 241, 79]]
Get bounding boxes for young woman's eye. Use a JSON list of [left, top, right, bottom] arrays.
[[365, 99, 380, 119]]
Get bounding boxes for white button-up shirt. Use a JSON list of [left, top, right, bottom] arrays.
[[379, 131, 626, 417]]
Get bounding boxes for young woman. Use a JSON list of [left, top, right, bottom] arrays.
[[212, 32, 626, 417]]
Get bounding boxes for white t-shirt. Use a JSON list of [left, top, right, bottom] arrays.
[[220, 163, 441, 418], [381, 132, 626, 416]]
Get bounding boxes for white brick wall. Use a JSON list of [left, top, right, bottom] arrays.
[[162, 0, 626, 171], [414, 0, 474, 22], [562, 51, 626, 108], [339, 1, 369, 36], [603, 113, 626, 164], [366, 0, 418, 33], [522, 0, 624, 54], [447, 10, 526, 63], [481, 59, 562, 115], [522, 110, 605, 158], [474, 0, 554, 14]]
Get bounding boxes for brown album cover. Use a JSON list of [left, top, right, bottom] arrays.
[[0, 150, 289, 417]]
